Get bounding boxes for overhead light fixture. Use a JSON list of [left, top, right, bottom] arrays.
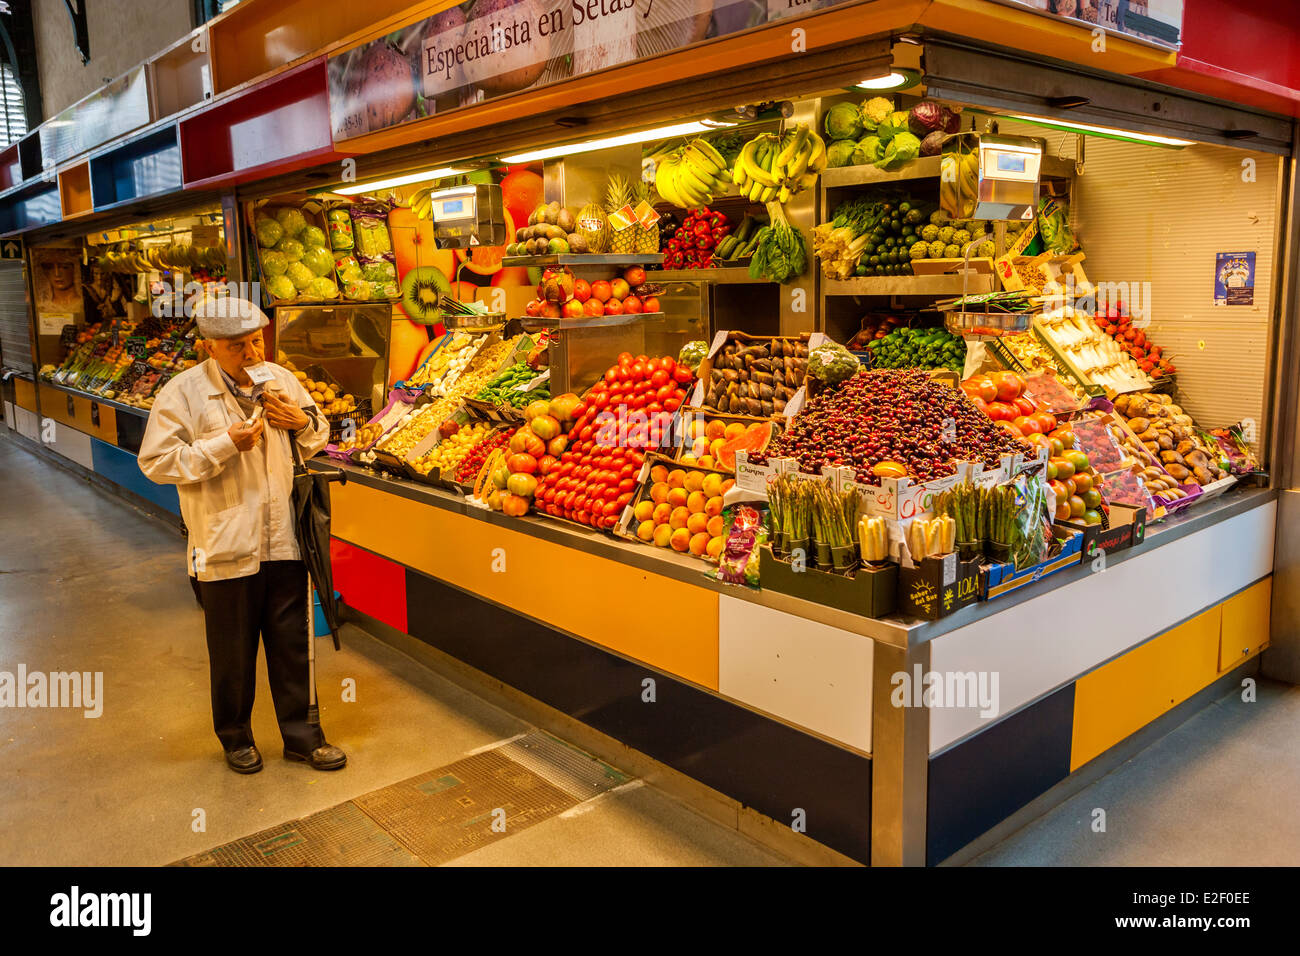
[[856, 69, 922, 91], [1007, 114, 1194, 147], [499, 120, 734, 164], [333, 166, 469, 196]]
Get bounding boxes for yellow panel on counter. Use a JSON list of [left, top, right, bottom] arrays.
[[1219, 577, 1271, 672], [36, 384, 118, 443], [14, 377, 37, 412], [1070, 605, 1222, 772], [331, 480, 720, 689]]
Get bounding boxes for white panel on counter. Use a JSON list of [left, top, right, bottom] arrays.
[[719, 594, 873, 754]]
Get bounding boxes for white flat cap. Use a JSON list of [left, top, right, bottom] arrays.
[[192, 294, 270, 339]]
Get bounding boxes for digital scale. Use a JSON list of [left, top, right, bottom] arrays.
[[943, 133, 1044, 222], [428, 183, 507, 249]]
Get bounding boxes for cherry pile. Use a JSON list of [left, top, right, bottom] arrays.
[[759, 368, 1028, 482]]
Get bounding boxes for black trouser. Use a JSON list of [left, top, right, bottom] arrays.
[[197, 560, 325, 755]]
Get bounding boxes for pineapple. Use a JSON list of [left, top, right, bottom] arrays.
[[633, 179, 659, 254], [605, 173, 636, 254]]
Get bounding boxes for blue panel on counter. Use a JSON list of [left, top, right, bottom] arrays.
[[0, 182, 61, 234], [90, 438, 179, 515], [89, 125, 182, 211], [926, 683, 1075, 865], [405, 568, 871, 863]]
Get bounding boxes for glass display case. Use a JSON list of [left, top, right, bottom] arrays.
[[273, 302, 391, 413]]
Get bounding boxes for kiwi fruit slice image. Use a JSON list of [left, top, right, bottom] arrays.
[[399, 265, 451, 324]]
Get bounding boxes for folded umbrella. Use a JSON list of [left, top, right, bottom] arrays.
[[290, 439, 347, 651]]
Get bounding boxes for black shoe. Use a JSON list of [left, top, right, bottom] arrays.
[[284, 743, 347, 771], [225, 745, 263, 774]]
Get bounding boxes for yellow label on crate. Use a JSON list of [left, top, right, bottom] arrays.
[[994, 219, 1040, 292]]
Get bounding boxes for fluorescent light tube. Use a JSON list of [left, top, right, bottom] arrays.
[[1007, 114, 1194, 147], [334, 166, 469, 195], [500, 120, 733, 164]]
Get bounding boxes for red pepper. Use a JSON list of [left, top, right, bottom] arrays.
[[710, 211, 726, 228], [693, 220, 711, 239], [711, 226, 727, 242]]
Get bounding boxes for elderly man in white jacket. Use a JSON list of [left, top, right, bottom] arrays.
[[139, 295, 346, 775]]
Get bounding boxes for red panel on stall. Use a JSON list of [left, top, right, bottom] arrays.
[[1137, 0, 1300, 117], [331, 538, 407, 634], [178, 56, 348, 189]]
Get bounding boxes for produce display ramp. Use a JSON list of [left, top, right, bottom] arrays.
[[174, 732, 629, 867]]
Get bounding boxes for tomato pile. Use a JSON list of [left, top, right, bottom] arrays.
[[533, 353, 696, 528], [960, 371, 1059, 438]]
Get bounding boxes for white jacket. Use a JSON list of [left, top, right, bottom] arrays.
[[138, 359, 330, 581]]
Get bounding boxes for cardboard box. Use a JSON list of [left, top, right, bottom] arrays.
[[1055, 503, 1146, 558], [980, 527, 1084, 601], [758, 544, 897, 618], [897, 554, 981, 620], [692, 330, 822, 417]]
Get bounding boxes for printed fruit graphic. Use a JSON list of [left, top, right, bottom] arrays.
[[398, 265, 452, 325]]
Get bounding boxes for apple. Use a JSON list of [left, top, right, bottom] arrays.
[[643, 296, 660, 313], [583, 298, 605, 317], [604, 297, 624, 315], [610, 278, 630, 300], [541, 302, 562, 319], [525, 299, 542, 317], [590, 280, 612, 303], [623, 295, 643, 314], [624, 266, 647, 287], [563, 298, 585, 319], [573, 279, 592, 302]]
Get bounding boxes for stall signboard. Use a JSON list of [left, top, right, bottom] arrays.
[[328, 0, 856, 140], [990, 0, 1182, 49]]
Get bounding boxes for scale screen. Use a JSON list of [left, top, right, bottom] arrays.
[[981, 147, 1039, 183], [996, 153, 1026, 173], [432, 192, 476, 222]]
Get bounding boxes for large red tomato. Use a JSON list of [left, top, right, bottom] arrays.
[[1012, 415, 1042, 435], [993, 371, 1024, 402], [985, 401, 1016, 422], [1030, 411, 1058, 434], [962, 375, 998, 404], [1012, 396, 1036, 417]]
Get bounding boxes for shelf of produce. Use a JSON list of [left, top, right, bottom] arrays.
[[40, 379, 152, 418], [820, 154, 1078, 189], [517, 312, 667, 331], [824, 274, 995, 297], [651, 267, 768, 284], [312, 458, 1273, 649], [502, 254, 664, 268]]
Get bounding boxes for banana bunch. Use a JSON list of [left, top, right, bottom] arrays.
[[409, 186, 435, 220], [939, 150, 980, 219], [731, 124, 827, 204], [94, 245, 226, 274], [654, 139, 731, 208]]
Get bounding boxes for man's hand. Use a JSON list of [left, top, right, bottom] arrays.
[[262, 389, 310, 431], [228, 419, 264, 451]]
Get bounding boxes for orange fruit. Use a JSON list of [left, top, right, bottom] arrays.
[[688, 532, 710, 556], [669, 506, 690, 530], [706, 535, 724, 558], [687, 512, 709, 535], [709, 438, 726, 460], [698, 456, 715, 469], [701, 473, 723, 498], [670, 528, 691, 552], [633, 500, 655, 522], [690, 420, 707, 440], [636, 520, 655, 541], [706, 515, 724, 537], [649, 465, 669, 484], [705, 495, 724, 517], [724, 422, 746, 441], [683, 470, 705, 493], [653, 524, 673, 547], [686, 491, 707, 513], [651, 502, 672, 524], [705, 419, 726, 440], [679, 454, 698, 464], [666, 470, 686, 488], [668, 487, 689, 508], [691, 437, 710, 458], [650, 482, 670, 504]]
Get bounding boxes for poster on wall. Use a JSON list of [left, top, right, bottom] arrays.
[[327, 0, 849, 141], [1214, 252, 1255, 306], [991, 0, 1182, 48], [30, 247, 85, 335]]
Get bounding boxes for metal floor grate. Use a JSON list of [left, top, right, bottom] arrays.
[[177, 801, 423, 867], [173, 732, 634, 866]]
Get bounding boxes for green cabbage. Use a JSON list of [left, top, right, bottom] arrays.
[[261, 250, 288, 277], [275, 207, 308, 238], [300, 225, 328, 250], [824, 102, 864, 142], [678, 340, 709, 373], [851, 135, 884, 167], [878, 131, 921, 170], [254, 217, 283, 248], [826, 140, 857, 168], [266, 275, 296, 300]]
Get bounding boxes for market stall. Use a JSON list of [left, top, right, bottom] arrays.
[[2, 0, 1296, 866]]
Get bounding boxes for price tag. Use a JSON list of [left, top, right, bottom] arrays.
[[125, 336, 147, 358]]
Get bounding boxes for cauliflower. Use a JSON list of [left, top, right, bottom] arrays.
[[860, 96, 894, 129], [920, 223, 940, 242], [928, 240, 946, 258], [938, 226, 955, 244], [943, 244, 961, 258], [807, 343, 861, 385], [952, 229, 972, 246], [909, 241, 930, 260]]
